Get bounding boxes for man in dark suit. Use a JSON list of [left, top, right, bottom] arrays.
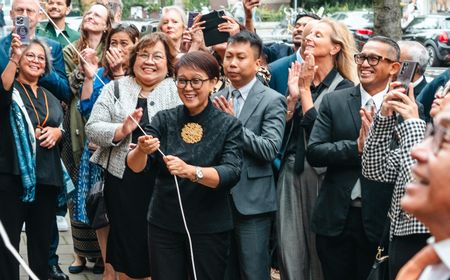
[[0, 0, 70, 103], [268, 13, 320, 95], [306, 36, 401, 279], [213, 30, 286, 280], [398, 40, 429, 98]]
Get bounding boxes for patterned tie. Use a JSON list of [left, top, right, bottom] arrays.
[[365, 98, 375, 111], [232, 90, 241, 117]]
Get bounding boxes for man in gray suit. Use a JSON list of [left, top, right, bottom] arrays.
[[212, 30, 286, 280]]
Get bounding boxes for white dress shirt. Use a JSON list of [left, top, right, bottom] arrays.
[[419, 238, 450, 280]]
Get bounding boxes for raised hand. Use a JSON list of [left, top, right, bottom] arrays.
[[287, 61, 301, 101], [212, 95, 236, 116], [298, 53, 317, 91], [218, 16, 241, 36], [136, 135, 160, 155], [105, 47, 125, 77], [383, 82, 419, 120]]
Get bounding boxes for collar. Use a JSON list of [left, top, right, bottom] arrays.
[[428, 237, 450, 270], [296, 49, 303, 63], [359, 84, 389, 110], [413, 75, 425, 87], [314, 68, 338, 89], [229, 77, 257, 101], [45, 21, 69, 35]]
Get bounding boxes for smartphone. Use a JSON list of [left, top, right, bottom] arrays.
[[187, 11, 200, 28], [15, 16, 30, 45], [201, 10, 229, 47], [396, 61, 418, 94]]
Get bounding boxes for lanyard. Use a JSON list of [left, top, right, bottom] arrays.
[[18, 82, 49, 134]]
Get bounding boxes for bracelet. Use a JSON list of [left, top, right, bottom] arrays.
[[9, 58, 19, 67]]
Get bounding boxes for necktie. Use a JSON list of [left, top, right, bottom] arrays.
[[365, 98, 375, 111], [232, 90, 241, 117]]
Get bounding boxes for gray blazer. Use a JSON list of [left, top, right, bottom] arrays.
[[213, 79, 287, 215], [85, 77, 181, 179]]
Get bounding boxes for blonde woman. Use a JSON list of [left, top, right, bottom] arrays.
[[276, 18, 357, 280]]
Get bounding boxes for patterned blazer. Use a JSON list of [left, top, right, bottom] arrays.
[[362, 114, 429, 238]]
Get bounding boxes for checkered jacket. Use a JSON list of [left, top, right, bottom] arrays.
[[362, 114, 429, 238]]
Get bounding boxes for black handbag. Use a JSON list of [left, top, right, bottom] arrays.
[[367, 218, 390, 280], [85, 80, 120, 230], [86, 148, 112, 230]]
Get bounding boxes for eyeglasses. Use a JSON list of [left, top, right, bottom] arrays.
[[136, 52, 165, 63], [111, 22, 139, 32], [175, 78, 210, 89], [424, 123, 450, 155], [434, 85, 450, 98], [24, 53, 46, 63], [354, 53, 396, 66]]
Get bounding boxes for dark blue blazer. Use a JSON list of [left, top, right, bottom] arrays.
[[0, 33, 70, 103], [268, 53, 298, 96], [417, 68, 450, 122]]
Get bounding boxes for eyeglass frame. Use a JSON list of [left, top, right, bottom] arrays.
[[174, 78, 211, 89], [424, 123, 450, 155], [23, 52, 46, 63], [136, 52, 165, 63], [354, 53, 397, 66]]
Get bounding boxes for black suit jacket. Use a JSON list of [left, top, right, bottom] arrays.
[[306, 86, 394, 243], [413, 76, 428, 98]]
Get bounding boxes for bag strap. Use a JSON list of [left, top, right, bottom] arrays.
[[313, 72, 344, 111], [113, 80, 119, 103], [375, 216, 391, 260]]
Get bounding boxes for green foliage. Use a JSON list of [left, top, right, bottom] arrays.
[[256, 5, 285, 21], [182, 0, 210, 11]]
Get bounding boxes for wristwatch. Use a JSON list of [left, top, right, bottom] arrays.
[[193, 166, 204, 182]]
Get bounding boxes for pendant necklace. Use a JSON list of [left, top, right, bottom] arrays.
[[19, 81, 49, 138]]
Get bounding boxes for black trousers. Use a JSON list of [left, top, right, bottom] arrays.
[[0, 179, 57, 280], [148, 223, 231, 280], [388, 233, 430, 280], [316, 207, 378, 280]]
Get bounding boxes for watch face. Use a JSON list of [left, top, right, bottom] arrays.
[[196, 167, 204, 179]]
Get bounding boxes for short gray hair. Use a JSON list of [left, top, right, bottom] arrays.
[[397, 40, 429, 76], [159, 5, 187, 28], [21, 38, 53, 75]]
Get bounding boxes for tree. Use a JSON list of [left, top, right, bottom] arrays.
[[373, 0, 402, 40]]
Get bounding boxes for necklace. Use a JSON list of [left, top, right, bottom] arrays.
[[19, 81, 49, 138]]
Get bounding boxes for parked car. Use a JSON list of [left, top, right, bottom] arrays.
[[330, 10, 374, 50], [402, 14, 450, 67]]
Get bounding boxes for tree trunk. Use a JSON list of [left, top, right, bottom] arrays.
[[373, 0, 402, 40]]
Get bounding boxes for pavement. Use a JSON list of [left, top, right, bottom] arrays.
[[19, 215, 101, 280]]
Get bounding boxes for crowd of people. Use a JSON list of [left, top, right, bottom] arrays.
[[0, 0, 449, 280]]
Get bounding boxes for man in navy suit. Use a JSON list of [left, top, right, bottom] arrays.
[[0, 0, 70, 103], [213, 31, 286, 280], [268, 12, 320, 95]]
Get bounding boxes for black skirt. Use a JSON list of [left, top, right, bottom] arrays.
[[105, 166, 155, 278]]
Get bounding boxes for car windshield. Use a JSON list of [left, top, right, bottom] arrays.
[[332, 12, 373, 28], [409, 17, 440, 29]]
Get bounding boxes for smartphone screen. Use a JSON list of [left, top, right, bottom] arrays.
[[15, 16, 30, 45]]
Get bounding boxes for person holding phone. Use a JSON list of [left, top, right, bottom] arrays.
[[0, 36, 64, 280], [363, 79, 450, 279]]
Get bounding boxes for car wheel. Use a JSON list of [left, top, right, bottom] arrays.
[[426, 45, 440, 67]]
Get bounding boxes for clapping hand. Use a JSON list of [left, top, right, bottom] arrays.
[[105, 47, 125, 77], [357, 105, 376, 153], [213, 95, 236, 116]]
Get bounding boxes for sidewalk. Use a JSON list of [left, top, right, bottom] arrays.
[[19, 216, 101, 280]]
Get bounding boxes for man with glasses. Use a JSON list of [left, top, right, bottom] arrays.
[[306, 36, 400, 279], [37, 0, 80, 48], [0, 0, 70, 103]]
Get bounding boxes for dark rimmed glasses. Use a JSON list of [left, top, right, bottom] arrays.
[[354, 53, 396, 66], [175, 78, 210, 89]]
